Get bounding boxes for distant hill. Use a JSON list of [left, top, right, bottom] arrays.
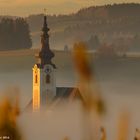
[[1, 3, 140, 51], [24, 3, 140, 51], [27, 3, 140, 31], [76, 3, 140, 19]]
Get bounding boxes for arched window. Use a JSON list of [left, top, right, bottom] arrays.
[[46, 74, 50, 84], [35, 75, 38, 84]]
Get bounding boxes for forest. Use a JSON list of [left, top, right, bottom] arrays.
[[0, 18, 32, 51]]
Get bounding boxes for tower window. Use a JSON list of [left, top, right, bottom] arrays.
[[46, 74, 50, 84], [35, 75, 38, 84]]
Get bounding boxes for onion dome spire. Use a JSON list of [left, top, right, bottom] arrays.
[[39, 14, 56, 68]]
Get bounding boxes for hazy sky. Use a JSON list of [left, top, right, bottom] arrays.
[[0, 0, 140, 16]]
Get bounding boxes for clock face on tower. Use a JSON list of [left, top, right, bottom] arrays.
[[45, 66, 51, 74]]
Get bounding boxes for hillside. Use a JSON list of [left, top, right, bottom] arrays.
[[27, 3, 140, 32], [25, 3, 140, 51], [1, 3, 140, 51]]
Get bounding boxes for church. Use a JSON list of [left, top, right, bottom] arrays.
[[32, 15, 80, 111]]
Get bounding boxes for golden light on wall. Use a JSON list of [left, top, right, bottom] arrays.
[[33, 89, 40, 111], [32, 64, 40, 111]]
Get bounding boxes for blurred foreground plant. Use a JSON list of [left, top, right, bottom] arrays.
[[0, 95, 21, 140], [117, 112, 130, 140], [73, 42, 105, 114], [134, 128, 140, 140], [100, 127, 107, 140], [73, 42, 106, 140]]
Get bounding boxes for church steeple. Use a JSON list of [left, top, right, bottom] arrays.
[[33, 14, 57, 111], [39, 15, 56, 68]]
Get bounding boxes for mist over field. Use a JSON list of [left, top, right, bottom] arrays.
[[0, 50, 139, 107], [0, 50, 139, 140]]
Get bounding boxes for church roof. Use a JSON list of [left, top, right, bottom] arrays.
[[55, 87, 74, 98], [25, 87, 81, 112]]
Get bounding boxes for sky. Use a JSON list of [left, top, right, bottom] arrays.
[[0, 0, 140, 17]]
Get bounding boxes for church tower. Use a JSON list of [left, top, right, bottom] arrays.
[[32, 15, 56, 111]]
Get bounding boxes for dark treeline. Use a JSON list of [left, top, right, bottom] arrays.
[[0, 18, 32, 51], [25, 3, 140, 52], [27, 3, 140, 32]]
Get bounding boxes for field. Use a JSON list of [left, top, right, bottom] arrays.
[[0, 49, 140, 81], [0, 49, 140, 140]]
